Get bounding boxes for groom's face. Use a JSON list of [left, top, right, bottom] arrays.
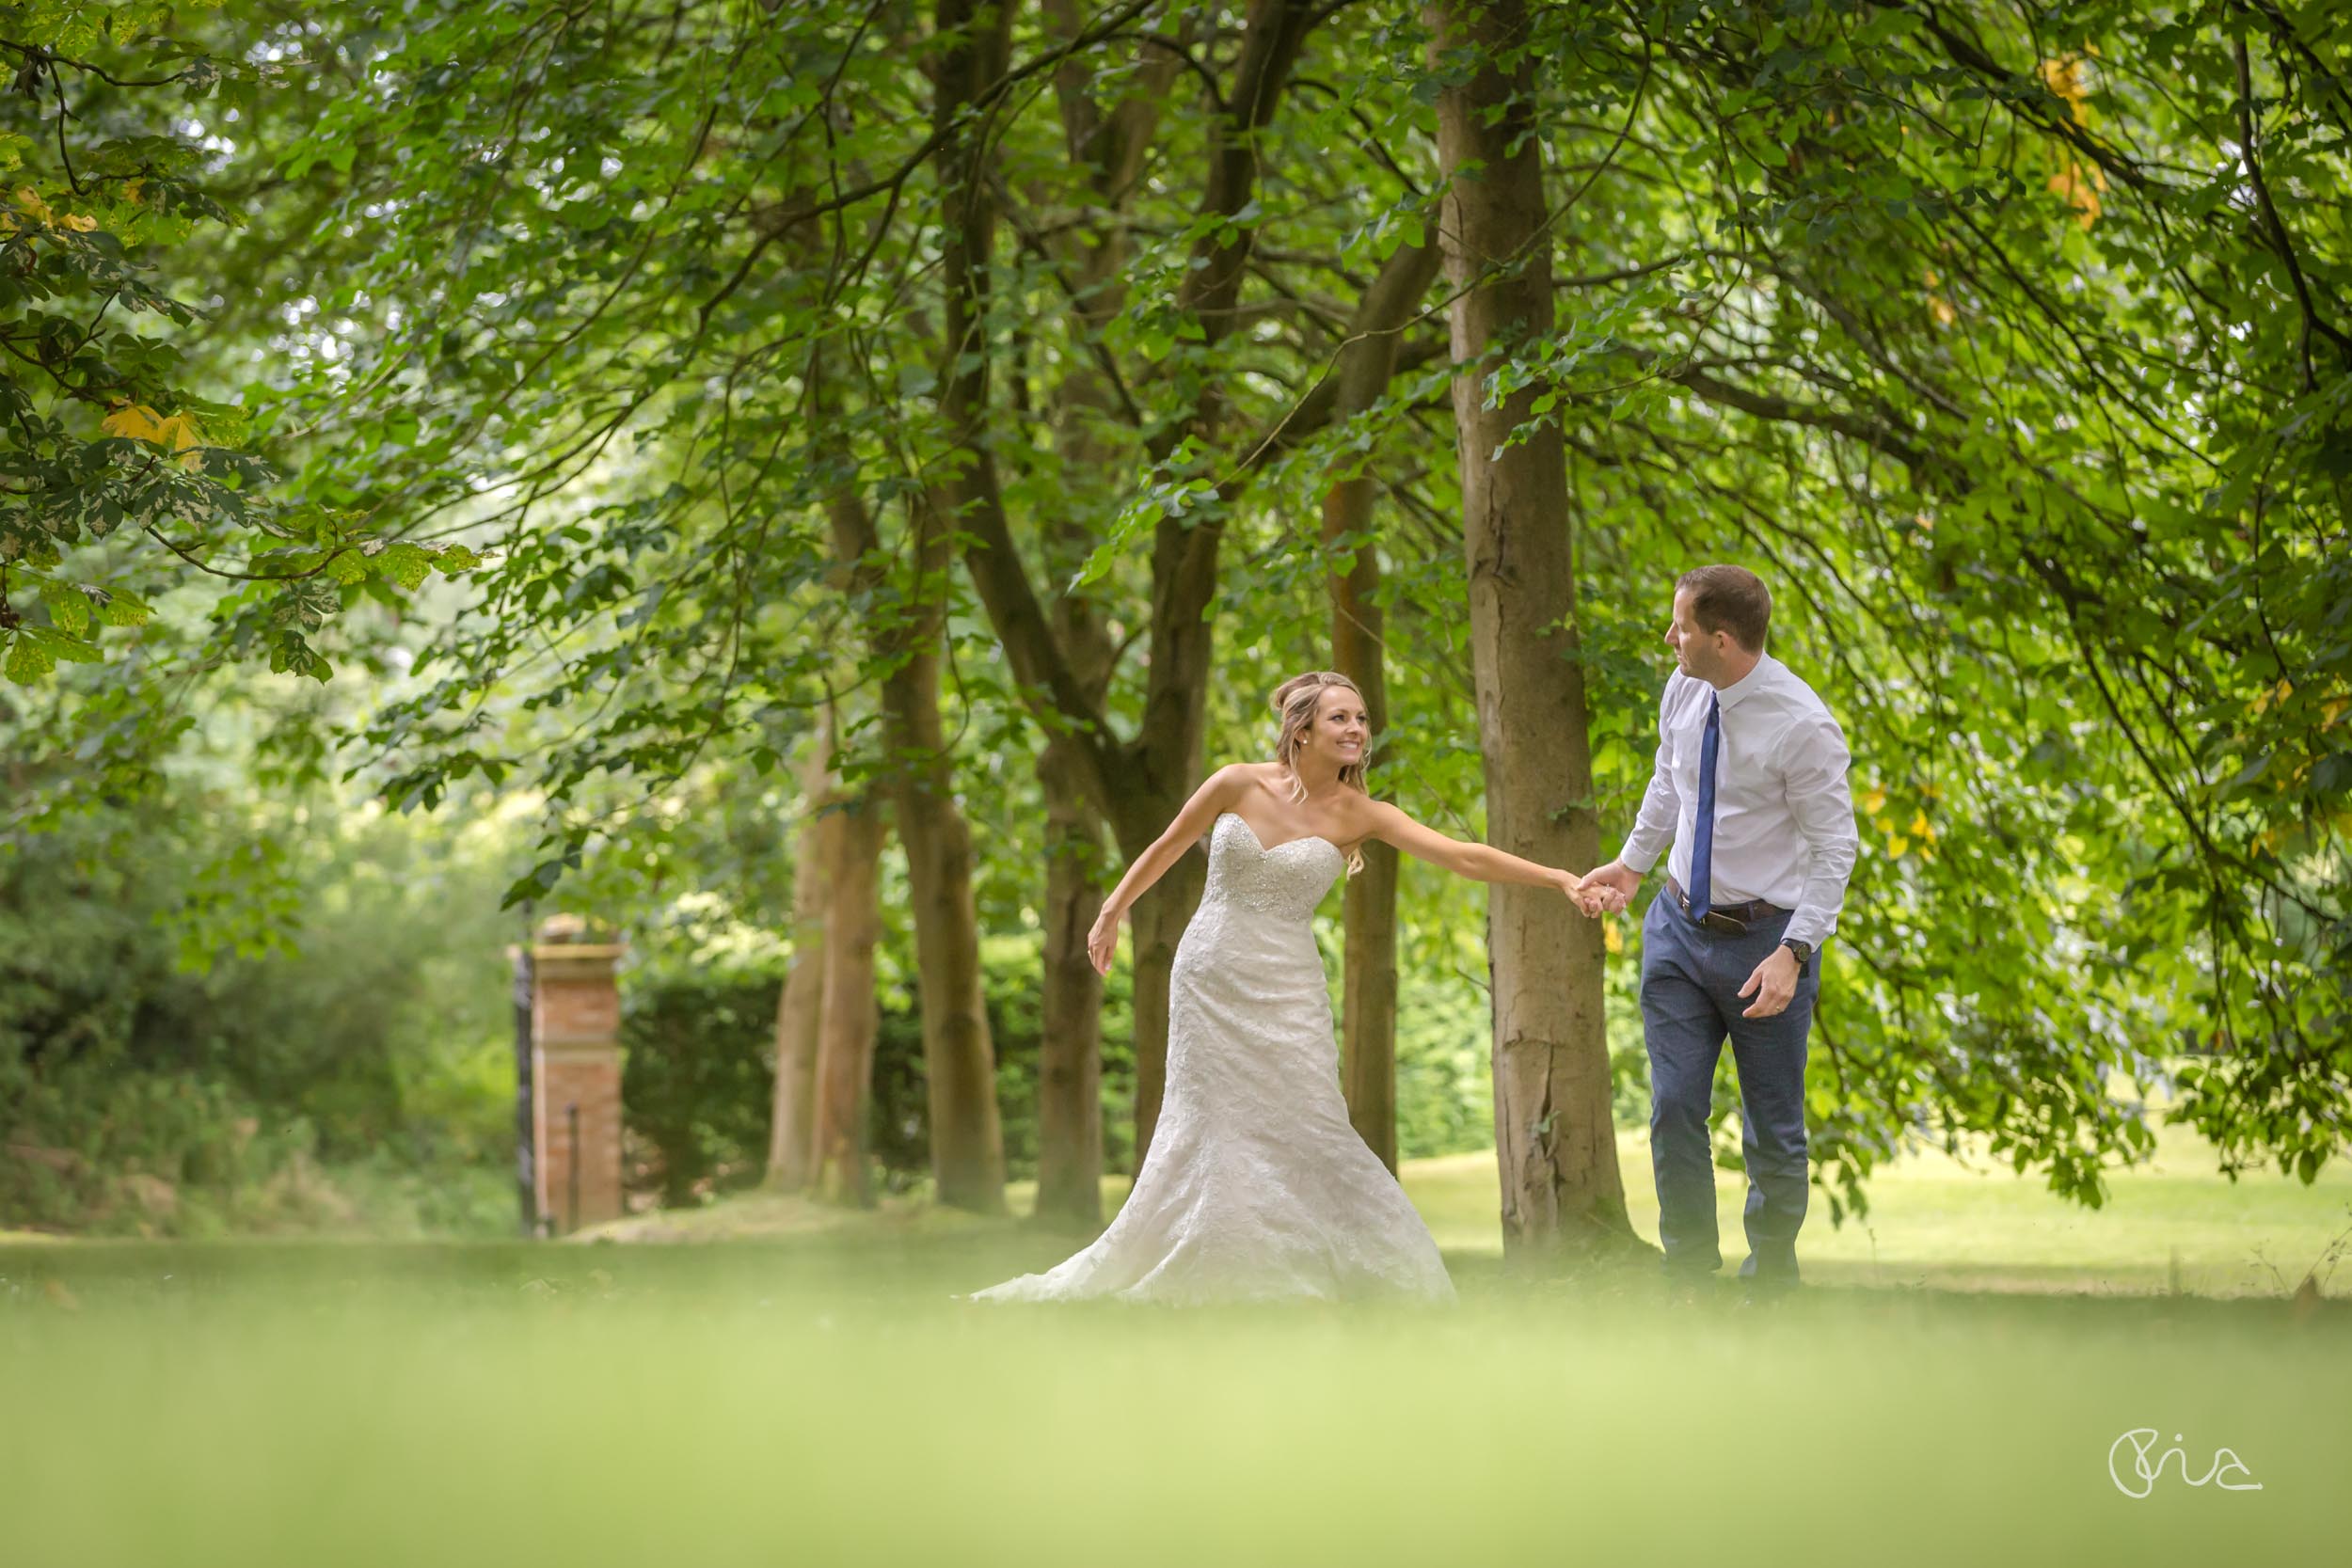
[[1666, 590, 1732, 684]]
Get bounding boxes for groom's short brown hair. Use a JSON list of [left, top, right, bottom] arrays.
[[1676, 564, 1772, 652]]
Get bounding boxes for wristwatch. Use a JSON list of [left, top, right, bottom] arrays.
[[1779, 938, 1813, 974]]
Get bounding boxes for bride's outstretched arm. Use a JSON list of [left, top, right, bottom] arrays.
[[1366, 800, 1588, 897], [1084, 765, 1249, 974]]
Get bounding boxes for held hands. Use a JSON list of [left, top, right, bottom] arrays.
[[1572, 860, 1641, 918], [1738, 944, 1800, 1019]]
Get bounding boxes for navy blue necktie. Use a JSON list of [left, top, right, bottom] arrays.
[[1690, 691, 1722, 921]]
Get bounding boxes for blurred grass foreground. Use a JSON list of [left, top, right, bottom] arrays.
[[6, 1118, 2347, 1568]]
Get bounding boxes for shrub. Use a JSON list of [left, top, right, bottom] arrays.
[[1, 795, 518, 1234], [620, 972, 782, 1206]]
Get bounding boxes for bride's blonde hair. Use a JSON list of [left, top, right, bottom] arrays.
[[1270, 671, 1370, 874]]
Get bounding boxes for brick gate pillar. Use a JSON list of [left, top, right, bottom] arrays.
[[530, 916, 627, 1235]]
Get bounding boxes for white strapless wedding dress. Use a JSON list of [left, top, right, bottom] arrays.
[[971, 812, 1455, 1305]]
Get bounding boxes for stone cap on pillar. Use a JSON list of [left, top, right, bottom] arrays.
[[531, 913, 626, 979]]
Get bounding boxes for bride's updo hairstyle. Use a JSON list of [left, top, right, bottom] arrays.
[[1270, 671, 1369, 874]]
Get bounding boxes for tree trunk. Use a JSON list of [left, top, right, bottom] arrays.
[[816, 457, 1008, 1212], [802, 104, 1008, 1212], [887, 0, 1047, 1215], [1429, 0, 1634, 1259], [825, 472, 1007, 1212], [1034, 736, 1106, 1225], [887, 593, 1009, 1212], [1120, 0, 1320, 1171], [1327, 477, 1402, 1173], [1321, 237, 1440, 1174], [767, 727, 841, 1190], [810, 785, 885, 1206], [1023, 9, 1178, 1214]]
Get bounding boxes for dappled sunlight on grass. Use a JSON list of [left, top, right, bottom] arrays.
[[1398, 1123, 2352, 1296], [584, 1117, 2352, 1301]]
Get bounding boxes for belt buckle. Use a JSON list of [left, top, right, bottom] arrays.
[[1675, 880, 1748, 936]]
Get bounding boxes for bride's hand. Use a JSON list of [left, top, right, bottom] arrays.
[[1086, 904, 1125, 975], [1554, 868, 1605, 916]]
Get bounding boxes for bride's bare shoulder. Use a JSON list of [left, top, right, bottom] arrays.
[[1216, 760, 1282, 796], [1186, 761, 1278, 816]]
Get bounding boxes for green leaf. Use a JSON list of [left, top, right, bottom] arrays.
[[40, 579, 90, 636], [376, 543, 433, 590], [97, 590, 153, 628], [24, 626, 100, 663], [4, 632, 55, 682]]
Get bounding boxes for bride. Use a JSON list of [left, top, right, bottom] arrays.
[[970, 671, 1594, 1306]]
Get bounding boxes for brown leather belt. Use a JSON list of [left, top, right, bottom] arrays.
[[1665, 874, 1789, 936]]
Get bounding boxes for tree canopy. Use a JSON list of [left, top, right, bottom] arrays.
[[5, 0, 2346, 1215]]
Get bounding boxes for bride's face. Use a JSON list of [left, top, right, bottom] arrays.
[[1300, 688, 1370, 772]]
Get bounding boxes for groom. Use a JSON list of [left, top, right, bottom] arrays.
[[1579, 565, 1858, 1298]]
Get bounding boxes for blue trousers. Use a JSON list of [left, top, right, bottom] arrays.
[[1639, 892, 1819, 1284]]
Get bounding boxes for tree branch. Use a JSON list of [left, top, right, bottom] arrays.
[[2233, 34, 2352, 389]]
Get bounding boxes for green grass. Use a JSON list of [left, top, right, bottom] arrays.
[[1394, 1120, 2352, 1296], [6, 1124, 2349, 1567], [587, 1118, 2352, 1299], [33, 1121, 2329, 1287], [4, 1234, 2345, 1567]]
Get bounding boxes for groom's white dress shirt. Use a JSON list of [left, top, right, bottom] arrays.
[[1617, 653, 1858, 951]]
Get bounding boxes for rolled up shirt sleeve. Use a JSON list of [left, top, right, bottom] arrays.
[[1780, 712, 1858, 950], [1617, 679, 1682, 875]]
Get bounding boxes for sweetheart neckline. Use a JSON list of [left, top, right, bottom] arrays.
[[1219, 811, 1344, 860]]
